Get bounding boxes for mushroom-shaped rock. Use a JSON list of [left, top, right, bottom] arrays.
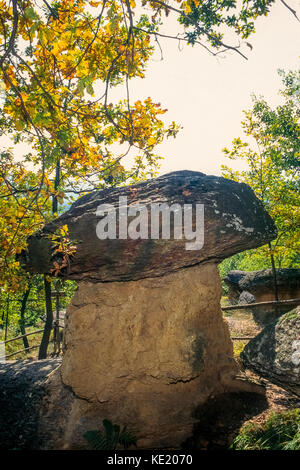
[[241, 308, 300, 397], [22, 171, 277, 450], [22, 171, 276, 281]]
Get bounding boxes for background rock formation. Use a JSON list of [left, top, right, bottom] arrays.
[[224, 269, 300, 325], [242, 307, 300, 397], [21, 170, 277, 449]]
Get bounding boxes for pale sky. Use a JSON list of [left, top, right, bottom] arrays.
[[115, 0, 300, 177], [1, 1, 299, 179]]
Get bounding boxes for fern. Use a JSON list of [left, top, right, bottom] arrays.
[[84, 419, 137, 450], [118, 425, 138, 449], [231, 409, 300, 450]]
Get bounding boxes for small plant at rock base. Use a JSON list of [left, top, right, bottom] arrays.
[[231, 409, 300, 450], [233, 341, 246, 367], [83, 419, 137, 450]]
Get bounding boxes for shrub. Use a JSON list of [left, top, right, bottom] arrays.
[[231, 409, 300, 450]]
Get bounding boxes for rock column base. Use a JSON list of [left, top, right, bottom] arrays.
[[39, 263, 264, 449]]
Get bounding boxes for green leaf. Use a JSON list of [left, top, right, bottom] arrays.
[[24, 7, 39, 21]]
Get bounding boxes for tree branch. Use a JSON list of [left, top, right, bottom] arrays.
[[133, 27, 229, 58], [147, 0, 182, 15], [280, 0, 300, 22], [0, 0, 18, 68]]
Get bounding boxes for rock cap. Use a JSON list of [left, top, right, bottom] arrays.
[[21, 171, 277, 282]]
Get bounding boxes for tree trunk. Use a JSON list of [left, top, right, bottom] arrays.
[[268, 242, 279, 301], [38, 276, 53, 359], [52, 158, 60, 214], [39, 159, 60, 358], [19, 288, 31, 351], [4, 296, 9, 341]]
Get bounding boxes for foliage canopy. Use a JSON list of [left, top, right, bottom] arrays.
[[0, 0, 288, 291], [222, 69, 300, 271]]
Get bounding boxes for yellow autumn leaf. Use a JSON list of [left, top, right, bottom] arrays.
[[61, 225, 69, 235], [15, 120, 25, 131], [147, 136, 156, 146]]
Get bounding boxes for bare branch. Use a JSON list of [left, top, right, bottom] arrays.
[[145, 1, 249, 60], [133, 27, 224, 58], [280, 0, 300, 22], [0, 0, 18, 68], [42, 0, 56, 15]]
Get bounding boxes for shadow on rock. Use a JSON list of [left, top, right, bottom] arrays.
[[183, 391, 268, 450], [0, 359, 61, 450]]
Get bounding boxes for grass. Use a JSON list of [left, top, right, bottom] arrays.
[[279, 308, 298, 324], [231, 409, 300, 450], [233, 340, 246, 360]]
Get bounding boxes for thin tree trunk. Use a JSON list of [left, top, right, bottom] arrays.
[[38, 276, 53, 359], [4, 296, 9, 341], [52, 158, 60, 214], [268, 241, 279, 302], [19, 288, 31, 351], [53, 287, 61, 355], [39, 159, 60, 358]]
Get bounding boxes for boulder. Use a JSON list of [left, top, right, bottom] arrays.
[[21, 171, 276, 282], [225, 269, 300, 298], [0, 359, 61, 449], [0, 360, 268, 451], [20, 171, 277, 449], [224, 269, 300, 325], [238, 291, 256, 305], [241, 308, 300, 397]]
